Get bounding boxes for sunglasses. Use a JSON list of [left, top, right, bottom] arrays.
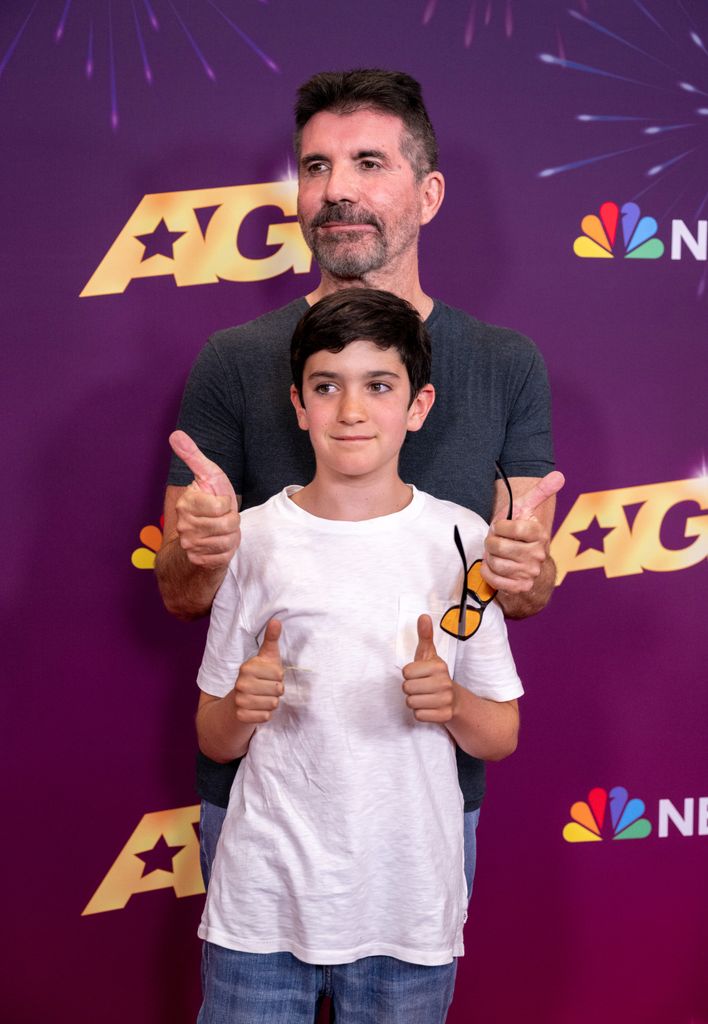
[[440, 463, 513, 642]]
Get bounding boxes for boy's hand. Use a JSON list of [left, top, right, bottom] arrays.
[[233, 619, 284, 724], [402, 615, 456, 724], [169, 430, 241, 568]]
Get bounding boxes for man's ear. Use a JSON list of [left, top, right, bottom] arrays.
[[290, 384, 310, 431], [406, 383, 436, 432], [419, 171, 445, 226]]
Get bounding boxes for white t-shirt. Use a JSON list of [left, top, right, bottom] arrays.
[[197, 486, 523, 966]]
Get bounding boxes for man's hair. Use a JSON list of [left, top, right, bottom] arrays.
[[294, 69, 438, 180], [290, 289, 432, 402]]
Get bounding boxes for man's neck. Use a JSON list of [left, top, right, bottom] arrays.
[[306, 271, 433, 320], [290, 471, 413, 522]]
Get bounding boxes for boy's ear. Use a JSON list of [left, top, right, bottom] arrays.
[[290, 384, 309, 431], [406, 383, 435, 432]]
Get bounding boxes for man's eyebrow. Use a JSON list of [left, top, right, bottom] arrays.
[[300, 148, 389, 164], [354, 149, 388, 161]]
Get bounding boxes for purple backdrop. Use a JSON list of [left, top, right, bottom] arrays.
[[3, 1, 706, 1021]]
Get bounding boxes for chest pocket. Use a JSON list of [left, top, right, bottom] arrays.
[[394, 594, 456, 675]]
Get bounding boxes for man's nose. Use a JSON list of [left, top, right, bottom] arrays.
[[323, 162, 358, 205]]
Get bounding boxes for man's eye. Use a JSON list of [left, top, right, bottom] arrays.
[[360, 160, 381, 170], [305, 162, 328, 175]]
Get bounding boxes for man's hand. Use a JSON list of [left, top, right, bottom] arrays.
[[168, 431, 241, 569], [232, 619, 285, 725], [482, 471, 565, 615], [402, 614, 456, 724]]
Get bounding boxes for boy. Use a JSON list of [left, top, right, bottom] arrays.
[[193, 289, 522, 1023]]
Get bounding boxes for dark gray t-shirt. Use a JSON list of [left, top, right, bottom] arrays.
[[169, 298, 554, 810]]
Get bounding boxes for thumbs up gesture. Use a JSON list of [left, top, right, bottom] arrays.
[[402, 614, 456, 725], [482, 470, 565, 595], [233, 619, 285, 724], [169, 430, 241, 568]]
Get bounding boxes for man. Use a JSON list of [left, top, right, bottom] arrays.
[[156, 69, 562, 892]]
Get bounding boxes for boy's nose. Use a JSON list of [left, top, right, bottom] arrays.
[[337, 393, 366, 423]]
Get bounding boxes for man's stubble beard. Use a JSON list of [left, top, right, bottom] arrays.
[[309, 230, 388, 279], [300, 201, 419, 281], [300, 203, 387, 279]]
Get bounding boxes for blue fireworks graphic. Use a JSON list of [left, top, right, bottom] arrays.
[[0, 0, 280, 133], [537, 1, 707, 295]]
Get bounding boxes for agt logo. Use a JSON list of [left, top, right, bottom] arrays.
[[83, 805, 203, 915], [81, 181, 312, 297], [563, 787, 708, 844], [573, 200, 707, 261], [550, 477, 708, 585]]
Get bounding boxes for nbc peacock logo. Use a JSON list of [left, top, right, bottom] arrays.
[[563, 786, 653, 843], [573, 201, 665, 259]]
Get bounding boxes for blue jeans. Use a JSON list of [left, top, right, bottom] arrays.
[[198, 801, 481, 1012], [198, 945, 457, 1024], [199, 801, 481, 899]]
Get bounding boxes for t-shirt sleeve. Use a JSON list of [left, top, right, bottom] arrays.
[[197, 563, 258, 697], [499, 343, 555, 478], [167, 337, 245, 491], [452, 599, 523, 702]]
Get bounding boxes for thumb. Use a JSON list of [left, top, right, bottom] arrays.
[[169, 430, 234, 499], [414, 614, 437, 662], [511, 470, 565, 522], [258, 619, 282, 663]]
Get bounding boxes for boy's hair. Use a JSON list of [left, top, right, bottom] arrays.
[[294, 69, 438, 181], [290, 289, 432, 403]]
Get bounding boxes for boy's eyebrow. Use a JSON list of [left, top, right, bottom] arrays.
[[307, 369, 402, 381]]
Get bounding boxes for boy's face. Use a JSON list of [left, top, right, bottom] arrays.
[[290, 340, 434, 483]]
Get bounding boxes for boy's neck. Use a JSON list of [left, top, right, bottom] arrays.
[[289, 470, 413, 522]]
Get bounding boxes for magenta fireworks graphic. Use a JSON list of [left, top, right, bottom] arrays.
[[421, 0, 515, 48], [0, 0, 279, 133]]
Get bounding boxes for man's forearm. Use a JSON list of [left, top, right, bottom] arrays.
[[155, 538, 227, 620], [495, 554, 557, 620]]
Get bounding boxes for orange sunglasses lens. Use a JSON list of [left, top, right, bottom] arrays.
[[440, 605, 483, 640], [466, 560, 495, 604]]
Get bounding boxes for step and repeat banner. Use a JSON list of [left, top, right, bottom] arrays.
[[3, 1, 706, 1021]]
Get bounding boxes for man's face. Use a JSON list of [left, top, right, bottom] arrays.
[[297, 108, 426, 280], [290, 340, 432, 483]]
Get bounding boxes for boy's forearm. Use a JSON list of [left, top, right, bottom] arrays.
[[196, 692, 256, 763], [155, 538, 227, 620], [446, 688, 519, 761]]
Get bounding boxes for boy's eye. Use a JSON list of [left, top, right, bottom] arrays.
[[314, 382, 337, 394], [369, 381, 392, 393]]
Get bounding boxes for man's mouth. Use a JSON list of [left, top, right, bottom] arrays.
[[311, 206, 381, 233]]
